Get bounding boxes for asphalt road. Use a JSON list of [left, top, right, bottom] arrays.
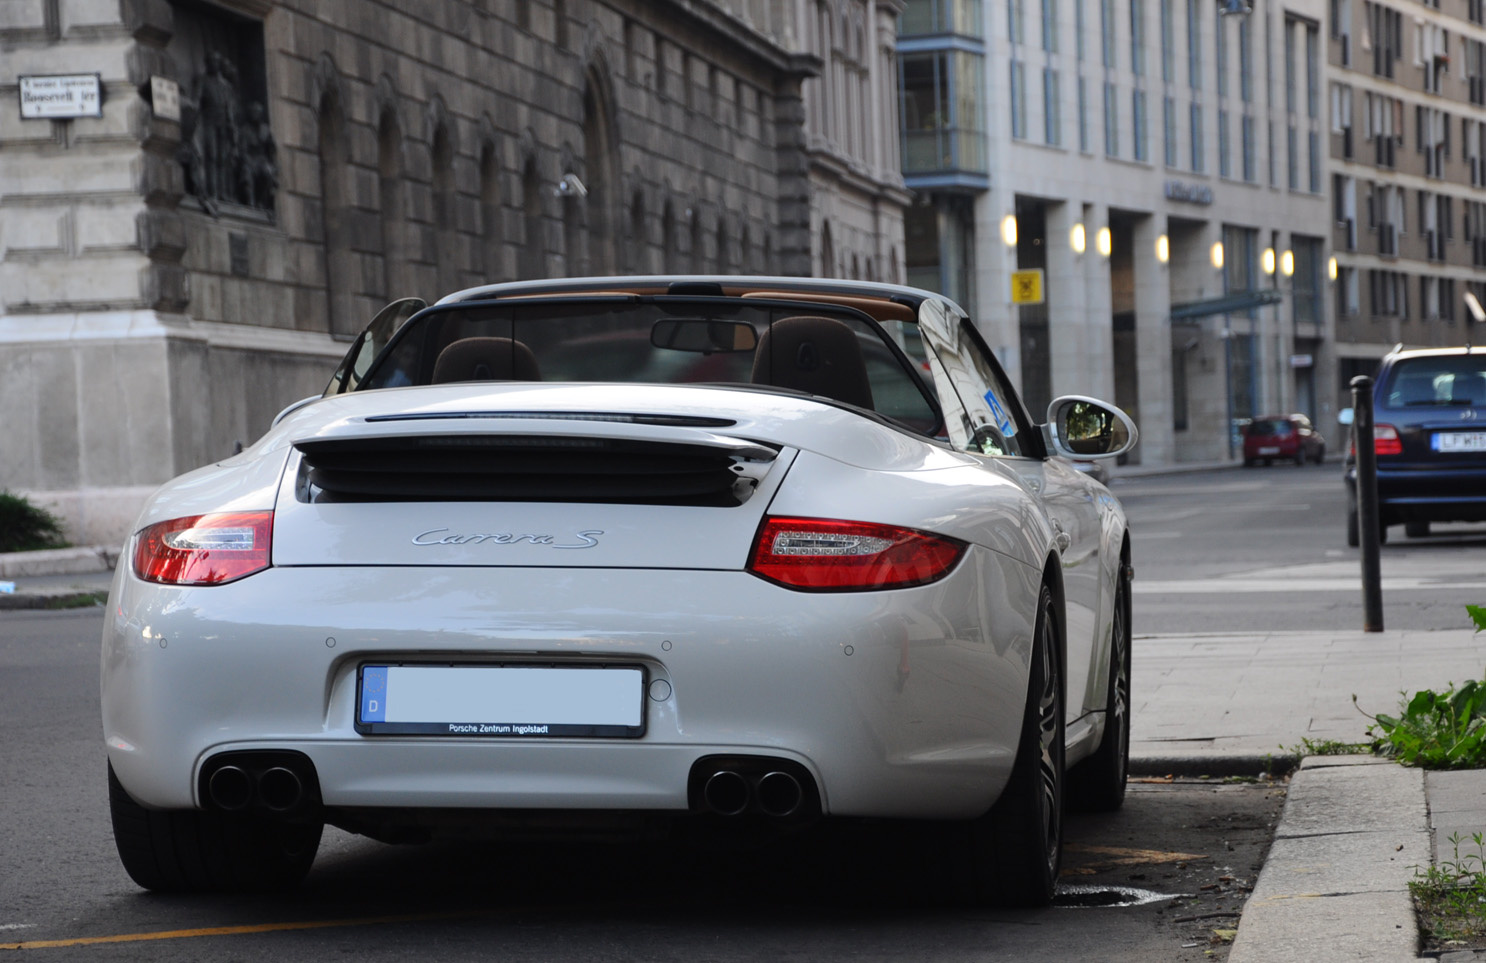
[[1110, 461, 1486, 634], [3, 607, 1280, 962]]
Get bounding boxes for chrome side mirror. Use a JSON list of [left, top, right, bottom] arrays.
[[1045, 395, 1139, 459], [1337, 407, 1355, 426]]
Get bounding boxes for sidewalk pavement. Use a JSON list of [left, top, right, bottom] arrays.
[[1133, 627, 1486, 961], [3, 547, 1485, 959]]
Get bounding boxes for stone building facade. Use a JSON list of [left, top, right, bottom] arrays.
[[1, 0, 905, 545], [898, 0, 1337, 465], [1327, 0, 1486, 389]]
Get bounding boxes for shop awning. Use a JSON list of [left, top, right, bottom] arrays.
[[1169, 289, 1284, 320]]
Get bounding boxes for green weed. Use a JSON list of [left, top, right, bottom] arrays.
[[1412, 832, 1486, 945]]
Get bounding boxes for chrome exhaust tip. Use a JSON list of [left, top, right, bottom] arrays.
[[207, 765, 253, 811], [702, 770, 751, 816], [756, 771, 803, 817], [258, 766, 304, 812]]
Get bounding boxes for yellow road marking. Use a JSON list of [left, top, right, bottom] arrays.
[[0, 911, 467, 951], [1063, 843, 1209, 869]]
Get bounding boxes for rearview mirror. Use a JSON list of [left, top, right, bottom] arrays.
[[651, 319, 758, 353], [1045, 396, 1139, 459]]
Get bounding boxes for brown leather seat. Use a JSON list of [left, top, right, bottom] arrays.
[[750, 316, 874, 410], [430, 337, 541, 383]]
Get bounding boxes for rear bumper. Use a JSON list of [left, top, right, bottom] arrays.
[[102, 555, 1037, 821], [1345, 465, 1486, 523]]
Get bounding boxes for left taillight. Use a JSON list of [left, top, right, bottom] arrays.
[[747, 516, 966, 592], [133, 512, 274, 585]]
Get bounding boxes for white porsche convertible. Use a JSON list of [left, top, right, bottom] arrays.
[[102, 277, 1136, 905]]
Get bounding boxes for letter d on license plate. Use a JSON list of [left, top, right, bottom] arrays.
[[356, 663, 645, 737]]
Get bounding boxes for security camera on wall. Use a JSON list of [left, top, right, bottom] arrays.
[[554, 173, 588, 198], [1218, 0, 1252, 15]]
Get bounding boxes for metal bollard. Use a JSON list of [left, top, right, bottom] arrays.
[[1351, 375, 1384, 632]]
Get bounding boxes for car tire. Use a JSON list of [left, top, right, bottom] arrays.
[[954, 583, 1064, 907], [1069, 563, 1130, 813], [1294, 450, 1305, 466], [1405, 521, 1430, 538], [1243, 458, 1255, 467], [108, 762, 322, 892]]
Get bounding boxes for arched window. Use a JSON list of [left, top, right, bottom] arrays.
[[819, 221, 835, 278], [582, 70, 619, 275], [740, 224, 752, 273], [520, 157, 544, 279], [561, 168, 582, 277], [431, 122, 458, 292], [662, 199, 676, 272], [628, 190, 646, 274], [479, 142, 502, 281], [715, 218, 728, 272], [318, 88, 357, 336], [690, 208, 704, 273], [378, 108, 405, 298]]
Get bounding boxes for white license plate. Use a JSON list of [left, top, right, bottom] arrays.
[[356, 664, 645, 737], [1258, 446, 1280, 455], [1432, 431, 1486, 453]]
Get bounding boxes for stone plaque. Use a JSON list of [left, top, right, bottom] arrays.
[[151, 76, 181, 122]]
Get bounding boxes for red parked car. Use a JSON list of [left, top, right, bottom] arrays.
[[1243, 414, 1326, 466]]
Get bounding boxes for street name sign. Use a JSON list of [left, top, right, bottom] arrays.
[[19, 74, 102, 119]]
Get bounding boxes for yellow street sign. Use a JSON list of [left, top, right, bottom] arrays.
[[1011, 269, 1045, 305]]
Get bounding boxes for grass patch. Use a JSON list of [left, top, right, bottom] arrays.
[[43, 591, 109, 610], [1288, 737, 1374, 757], [1413, 832, 1486, 946]]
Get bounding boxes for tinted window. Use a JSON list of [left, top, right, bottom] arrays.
[[1248, 419, 1292, 436], [1381, 356, 1486, 408], [358, 297, 943, 435]]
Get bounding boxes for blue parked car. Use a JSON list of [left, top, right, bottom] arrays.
[[1345, 346, 1486, 546]]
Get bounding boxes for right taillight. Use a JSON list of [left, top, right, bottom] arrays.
[[747, 516, 966, 592]]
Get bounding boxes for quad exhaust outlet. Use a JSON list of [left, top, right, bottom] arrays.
[[201, 752, 319, 815], [692, 757, 816, 818]]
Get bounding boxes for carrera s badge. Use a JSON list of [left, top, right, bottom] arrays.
[[411, 529, 603, 549]]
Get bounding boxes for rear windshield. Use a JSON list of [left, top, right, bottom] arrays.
[[1380, 356, 1486, 408], [359, 296, 943, 436], [1248, 419, 1292, 436]]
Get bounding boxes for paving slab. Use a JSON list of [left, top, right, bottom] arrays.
[[1229, 757, 1429, 963]]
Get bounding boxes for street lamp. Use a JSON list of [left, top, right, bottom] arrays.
[[1096, 226, 1112, 257], [1211, 242, 1225, 270], [1001, 214, 1018, 247], [1070, 223, 1086, 254], [1155, 234, 1170, 264]]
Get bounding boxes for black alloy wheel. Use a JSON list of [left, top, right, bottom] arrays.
[[956, 582, 1064, 907]]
